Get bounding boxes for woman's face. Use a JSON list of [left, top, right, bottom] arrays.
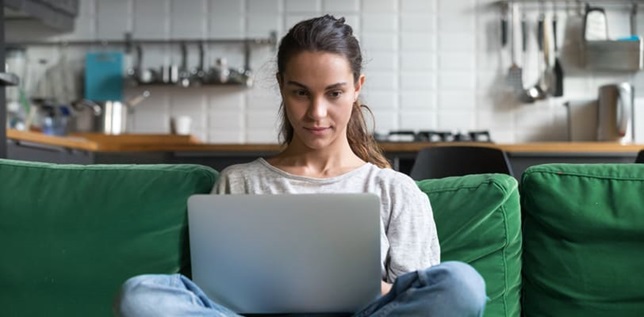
[[279, 51, 364, 151]]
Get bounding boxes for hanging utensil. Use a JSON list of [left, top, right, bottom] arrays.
[[524, 3, 548, 102], [552, 1, 564, 97], [519, 10, 537, 103], [506, 1, 527, 95]]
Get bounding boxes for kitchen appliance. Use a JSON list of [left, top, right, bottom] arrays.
[[565, 83, 635, 143], [72, 91, 150, 135], [597, 83, 634, 143]]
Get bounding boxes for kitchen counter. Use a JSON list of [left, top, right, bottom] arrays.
[[6, 129, 644, 153], [6, 129, 643, 176]]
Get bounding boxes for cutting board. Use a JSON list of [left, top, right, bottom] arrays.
[[84, 51, 124, 101]]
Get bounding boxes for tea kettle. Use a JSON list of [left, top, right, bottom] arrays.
[[597, 83, 634, 143], [72, 91, 150, 135]]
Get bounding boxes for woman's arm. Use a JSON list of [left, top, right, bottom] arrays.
[[381, 281, 392, 295], [384, 178, 440, 281]]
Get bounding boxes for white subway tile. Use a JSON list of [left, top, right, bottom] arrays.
[[400, 111, 437, 130], [247, 110, 281, 130], [209, 87, 246, 110], [248, 0, 282, 14], [133, 0, 169, 39], [438, 0, 475, 13], [438, 32, 476, 51], [208, 110, 244, 129], [438, 52, 475, 71], [400, 52, 436, 71], [361, 0, 396, 13], [96, 0, 131, 39], [476, 109, 515, 130], [438, 91, 475, 110], [362, 91, 397, 110], [360, 34, 397, 52], [400, 0, 435, 13], [170, 0, 207, 39], [170, 90, 207, 114], [362, 14, 397, 33], [363, 52, 397, 71], [364, 71, 397, 90], [132, 110, 169, 133], [247, 86, 282, 110], [400, 33, 435, 51], [209, 0, 245, 38], [436, 110, 475, 131], [400, 14, 436, 32], [371, 110, 398, 131], [400, 72, 436, 90], [322, 0, 359, 12], [247, 14, 282, 37], [400, 92, 436, 110], [514, 106, 555, 129], [285, 0, 320, 12], [438, 71, 476, 90]]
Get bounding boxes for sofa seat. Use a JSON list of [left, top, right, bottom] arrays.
[[521, 163, 644, 317], [418, 174, 522, 317], [0, 159, 217, 317]]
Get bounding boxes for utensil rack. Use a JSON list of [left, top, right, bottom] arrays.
[[5, 31, 279, 74], [496, 0, 644, 11]]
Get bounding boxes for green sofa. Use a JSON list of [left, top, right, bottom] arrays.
[[1, 159, 643, 316]]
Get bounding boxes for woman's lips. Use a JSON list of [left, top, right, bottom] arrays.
[[305, 127, 330, 135]]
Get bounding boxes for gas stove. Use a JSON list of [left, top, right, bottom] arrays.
[[375, 130, 492, 143]]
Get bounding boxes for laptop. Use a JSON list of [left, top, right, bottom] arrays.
[[187, 193, 382, 315]]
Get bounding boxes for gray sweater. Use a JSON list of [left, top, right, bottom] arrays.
[[212, 158, 440, 282]]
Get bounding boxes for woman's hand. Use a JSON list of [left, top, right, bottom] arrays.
[[381, 281, 392, 295]]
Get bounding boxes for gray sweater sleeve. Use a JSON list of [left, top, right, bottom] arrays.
[[212, 159, 440, 282], [382, 176, 440, 282]]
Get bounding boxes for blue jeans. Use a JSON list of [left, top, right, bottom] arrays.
[[116, 261, 486, 317]]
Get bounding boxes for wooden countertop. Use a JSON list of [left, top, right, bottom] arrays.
[[6, 129, 644, 154]]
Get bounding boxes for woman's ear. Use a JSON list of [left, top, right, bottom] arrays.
[[354, 74, 365, 100], [276, 73, 283, 89]]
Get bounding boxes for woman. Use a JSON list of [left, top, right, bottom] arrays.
[[117, 15, 486, 317]]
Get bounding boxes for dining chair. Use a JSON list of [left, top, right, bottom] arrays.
[[636, 149, 644, 163], [409, 145, 514, 180]]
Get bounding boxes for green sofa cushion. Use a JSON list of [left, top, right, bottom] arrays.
[[0, 159, 217, 317], [521, 163, 644, 317], [417, 174, 522, 317]]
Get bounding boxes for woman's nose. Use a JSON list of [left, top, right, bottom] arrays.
[[307, 97, 328, 119]]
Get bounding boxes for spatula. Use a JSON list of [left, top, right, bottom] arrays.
[[506, 1, 526, 95]]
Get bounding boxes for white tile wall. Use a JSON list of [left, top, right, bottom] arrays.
[[7, 0, 644, 143]]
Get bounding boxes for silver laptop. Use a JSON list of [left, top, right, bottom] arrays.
[[187, 193, 382, 315]]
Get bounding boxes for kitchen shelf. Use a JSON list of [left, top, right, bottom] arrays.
[[6, 31, 278, 76], [0, 72, 19, 86], [5, 32, 278, 50], [4, 0, 78, 31]]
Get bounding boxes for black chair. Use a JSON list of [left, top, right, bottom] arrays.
[[409, 145, 514, 180], [636, 150, 644, 163]]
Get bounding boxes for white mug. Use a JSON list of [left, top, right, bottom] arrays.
[[170, 115, 192, 135]]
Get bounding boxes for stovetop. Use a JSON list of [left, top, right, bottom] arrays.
[[374, 130, 492, 143]]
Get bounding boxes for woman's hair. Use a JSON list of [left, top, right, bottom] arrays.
[[276, 14, 391, 169]]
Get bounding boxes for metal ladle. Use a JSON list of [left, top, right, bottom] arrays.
[[524, 1, 549, 101]]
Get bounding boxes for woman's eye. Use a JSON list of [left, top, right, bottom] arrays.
[[294, 90, 309, 97], [328, 91, 342, 98]]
